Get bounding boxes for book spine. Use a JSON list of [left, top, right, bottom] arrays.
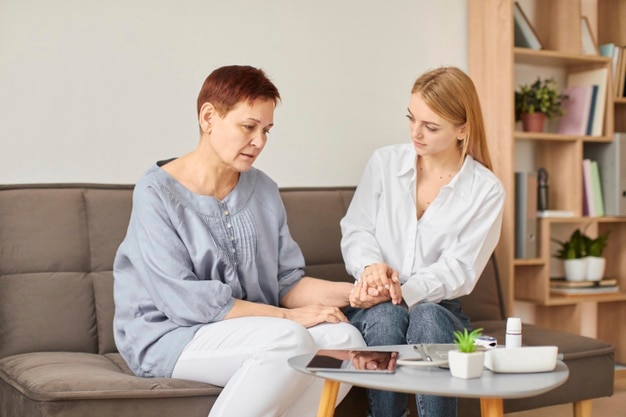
[[582, 159, 597, 217], [590, 160, 605, 216]]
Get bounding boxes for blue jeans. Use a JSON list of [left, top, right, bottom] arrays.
[[345, 300, 471, 417]]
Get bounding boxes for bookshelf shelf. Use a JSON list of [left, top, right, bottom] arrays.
[[469, 0, 626, 364], [515, 47, 611, 66], [514, 132, 612, 142]]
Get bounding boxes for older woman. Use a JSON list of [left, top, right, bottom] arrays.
[[113, 65, 365, 417]]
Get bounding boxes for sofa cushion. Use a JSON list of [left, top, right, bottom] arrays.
[[83, 187, 133, 272], [281, 188, 355, 283], [0, 352, 221, 401], [0, 189, 91, 275], [0, 273, 97, 358], [92, 272, 117, 354]]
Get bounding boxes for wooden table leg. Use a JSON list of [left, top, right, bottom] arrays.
[[573, 399, 592, 417], [480, 398, 504, 417], [316, 379, 341, 417]]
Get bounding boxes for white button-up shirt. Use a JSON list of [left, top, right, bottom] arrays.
[[340, 143, 505, 308]]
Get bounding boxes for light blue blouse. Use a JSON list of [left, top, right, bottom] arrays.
[[113, 162, 305, 378]]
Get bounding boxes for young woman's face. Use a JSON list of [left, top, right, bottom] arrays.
[[209, 98, 275, 172], [406, 92, 464, 158]]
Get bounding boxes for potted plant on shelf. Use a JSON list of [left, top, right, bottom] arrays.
[[515, 77, 567, 132], [583, 230, 610, 281], [552, 229, 610, 281], [448, 327, 484, 379]]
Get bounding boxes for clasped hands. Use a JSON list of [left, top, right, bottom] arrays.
[[349, 263, 402, 308]]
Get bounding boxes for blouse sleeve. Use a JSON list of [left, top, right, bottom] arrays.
[[340, 152, 385, 280]]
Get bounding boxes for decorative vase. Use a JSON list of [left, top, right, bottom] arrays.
[[585, 256, 606, 281], [520, 112, 546, 132], [564, 258, 587, 281], [448, 350, 484, 379]]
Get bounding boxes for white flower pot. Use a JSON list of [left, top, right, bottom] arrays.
[[564, 258, 587, 281], [448, 350, 484, 379], [585, 256, 606, 281]]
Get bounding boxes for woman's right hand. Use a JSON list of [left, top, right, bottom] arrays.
[[283, 304, 348, 328]]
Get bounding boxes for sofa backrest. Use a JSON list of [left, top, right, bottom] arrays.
[[0, 184, 133, 359], [0, 184, 504, 360]]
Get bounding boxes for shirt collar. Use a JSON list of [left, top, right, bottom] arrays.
[[395, 149, 478, 203]]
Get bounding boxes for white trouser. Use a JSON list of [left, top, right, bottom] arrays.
[[172, 317, 366, 417]]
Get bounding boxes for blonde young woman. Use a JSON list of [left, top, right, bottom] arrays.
[[341, 67, 505, 417]]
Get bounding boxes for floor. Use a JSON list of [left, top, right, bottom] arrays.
[[507, 377, 626, 416]]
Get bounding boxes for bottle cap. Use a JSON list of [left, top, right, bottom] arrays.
[[506, 317, 522, 333]]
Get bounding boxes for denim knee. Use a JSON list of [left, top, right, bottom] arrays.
[[407, 303, 462, 344], [346, 303, 408, 346]]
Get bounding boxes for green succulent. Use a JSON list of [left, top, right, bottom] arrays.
[[452, 328, 483, 353]]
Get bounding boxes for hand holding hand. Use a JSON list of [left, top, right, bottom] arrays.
[[359, 263, 402, 305]]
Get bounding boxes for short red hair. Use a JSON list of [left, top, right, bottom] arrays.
[[196, 65, 281, 117]]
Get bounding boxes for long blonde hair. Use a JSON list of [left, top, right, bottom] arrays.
[[411, 67, 493, 170]]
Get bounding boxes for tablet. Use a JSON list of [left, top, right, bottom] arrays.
[[305, 349, 398, 374]]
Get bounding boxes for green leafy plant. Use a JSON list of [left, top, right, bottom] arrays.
[[585, 230, 611, 257], [452, 328, 483, 353], [552, 229, 587, 260], [552, 228, 611, 259], [515, 77, 567, 121]]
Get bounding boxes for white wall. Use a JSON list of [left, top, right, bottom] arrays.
[[0, 0, 467, 186]]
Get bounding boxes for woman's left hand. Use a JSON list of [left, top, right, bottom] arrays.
[[349, 277, 402, 308]]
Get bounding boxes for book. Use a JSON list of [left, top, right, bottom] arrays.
[[590, 160, 605, 216], [580, 17, 598, 55], [582, 159, 596, 217], [585, 85, 599, 135], [514, 172, 537, 259], [567, 68, 609, 136], [513, 2, 542, 50], [537, 210, 574, 218], [585, 133, 626, 216], [557, 85, 595, 135], [550, 278, 617, 289], [599, 43, 624, 96], [550, 286, 619, 295], [615, 46, 626, 98]]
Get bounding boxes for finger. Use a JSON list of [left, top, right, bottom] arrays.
[[359, 279, 369, 301], [388, 273, 401, 304], [333, 309, 348, 323]]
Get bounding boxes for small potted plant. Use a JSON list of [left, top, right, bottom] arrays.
[[515, 77, 567, 132], [448, 328, 484, 379], [583, 230, 610, 281], [552, 229, 610, 281]]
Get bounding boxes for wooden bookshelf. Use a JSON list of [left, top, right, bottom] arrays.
[[468, 0, 626, 364]]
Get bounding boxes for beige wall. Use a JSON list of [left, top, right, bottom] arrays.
[[0, 0, 467, 186]]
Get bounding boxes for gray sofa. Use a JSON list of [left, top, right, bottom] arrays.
[[0, 184, 615, 417]]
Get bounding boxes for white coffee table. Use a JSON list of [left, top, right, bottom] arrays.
[[288, 344, 569, 417]]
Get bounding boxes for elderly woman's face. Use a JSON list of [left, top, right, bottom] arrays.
[[209, 98, 275, 172]]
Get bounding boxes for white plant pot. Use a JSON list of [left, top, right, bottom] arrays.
[[564, 258, 587, 281], [585, 256, 606, 281], [448, 350, 484, 379]]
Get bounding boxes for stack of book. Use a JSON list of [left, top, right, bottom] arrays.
[[582, 159, 606, 217], [550, 278, 619, 295], [556, 68, 608, 137]]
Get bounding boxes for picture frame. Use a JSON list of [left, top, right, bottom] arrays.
[[581, 16, 599, 55], [513, 2, 542, 50]]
